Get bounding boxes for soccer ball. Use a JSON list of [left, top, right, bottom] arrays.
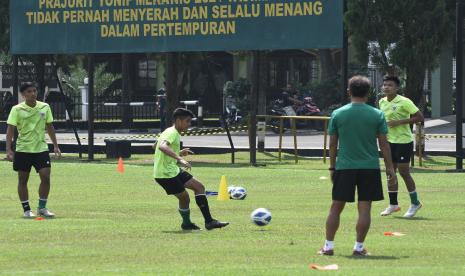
[[230, 187, 247, 200], [251, 208, 272, 226], [228, 186, 236, 195]]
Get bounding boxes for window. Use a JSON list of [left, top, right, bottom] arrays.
[[138, 59, 157, 88]]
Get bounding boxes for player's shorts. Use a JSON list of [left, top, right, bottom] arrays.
[[332, 169, 384, 202], [389, 142, 414, 164], [13, 151, 51, 173], [155, 170, 193, 195]]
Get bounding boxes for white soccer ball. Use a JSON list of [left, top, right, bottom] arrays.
[[230, 186, 247, 200], [228, 186, 236, 195], [251, 208, 272, 226]]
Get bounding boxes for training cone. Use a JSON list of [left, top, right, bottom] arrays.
[[117, 157, 125, 173], [217, 175, 229, 201]]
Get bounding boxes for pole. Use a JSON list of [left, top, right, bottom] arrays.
[[456, 0, 464, 170], [341, 0, 349, 103], [249, 51, 259, 165], [88, 54, 95, 161], [12, 56, 19, 142], [53, 57, 83, 159]]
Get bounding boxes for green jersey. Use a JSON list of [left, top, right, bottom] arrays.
[[379, 95, 419, 144], [153, 126, 181, 179], [328, 103, 388, 170], [7, 101, 53, 153]]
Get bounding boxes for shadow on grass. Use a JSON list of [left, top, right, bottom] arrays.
[[161, 230, 203, 234], [343, 255, 406, 260], [393, 216, 433, 221]]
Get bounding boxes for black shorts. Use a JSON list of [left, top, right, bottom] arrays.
[[389, 142, 413, 164], [13, 151, 51, 173], [332, 169, 384, 202], [155, 170, 193, 195]]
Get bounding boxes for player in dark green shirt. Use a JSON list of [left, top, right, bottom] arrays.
[[318, 76, 396, 257]]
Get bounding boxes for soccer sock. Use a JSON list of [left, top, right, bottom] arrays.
[[409, 191, 420, 205], [388, 191, 398, 206], [323, 240, 334, 251], [38, 198, 47, 209], [178, 208, 192, 225], [354, 242, 364, 252], [21, 200, 31, 212], [195, 194, 213, 223]]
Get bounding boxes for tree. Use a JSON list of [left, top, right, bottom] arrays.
[[346, 0, 454, 106]]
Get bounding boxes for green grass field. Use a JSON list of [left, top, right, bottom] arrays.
[[1, 153, 464, 275]]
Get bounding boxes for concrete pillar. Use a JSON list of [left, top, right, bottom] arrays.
[[431, 45, 453, 118]]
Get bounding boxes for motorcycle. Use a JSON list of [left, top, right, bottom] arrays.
[[223, 95, 242, 126]]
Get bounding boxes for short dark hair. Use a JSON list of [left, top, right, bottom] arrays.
[[173, 108, 194, 120], [20, 82, 36, 93], [348, 76, 371, 98], [383, 75, 401, 86]]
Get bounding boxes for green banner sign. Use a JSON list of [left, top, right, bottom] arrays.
[[10, 0, 343, 54]]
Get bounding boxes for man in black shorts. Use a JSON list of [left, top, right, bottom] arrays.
[[318, 76, 396, 256], [153, 108, 228, 231], [5, 82, 61, 218]]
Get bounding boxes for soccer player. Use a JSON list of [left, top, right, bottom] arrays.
[[379, 76, 424, 218], [5, 82, 61, 219], [153, 108, 229, 231], [319, 76, 396, 256]]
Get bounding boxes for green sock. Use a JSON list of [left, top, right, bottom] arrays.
[[38, 198, 47, 209], [409, 192, 420, 205], [179, 208, 192, 225]]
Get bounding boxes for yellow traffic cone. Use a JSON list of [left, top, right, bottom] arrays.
[[217, 175, 229, 201]]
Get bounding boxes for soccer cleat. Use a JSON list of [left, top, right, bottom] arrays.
[[352, 249, 370, 257], [403, 203, 422, 218], [317, 248, 334, 256], [23, 210, 36, 219], [181, 223, 202, 231], [38, 208, 55, 218], [205, 219, 229, 230], [380, 205, 401, 216]]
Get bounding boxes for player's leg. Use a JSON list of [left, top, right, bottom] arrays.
[[354, 169, 383, 256], [184, 177, 229, 230], [13, 152, 35, 218], [18, 171, 35, 218], [354, 201, 372, 256], [381, 144, 401, 216], [398, 162, 422, 218], [319, 170, 354, 256], [173, 190, 200, 230], [34, 152, 54, 218], [155, 174, 200, 230], [37, 167, 55, 218]]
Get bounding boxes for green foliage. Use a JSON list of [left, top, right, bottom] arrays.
[[223, 78, 251, 115], [295, 77, 342, 113], [59, 63, 121, 99], [346, 0, 454, 104], [0, 0, 9, 53]]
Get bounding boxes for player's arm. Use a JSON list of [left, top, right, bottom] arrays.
[[5, 124, 15, 161], [378, 134, 396, 184], [158, 140, 191, 169], [329, 134, 338, 181], [46, 123, 61, 157]]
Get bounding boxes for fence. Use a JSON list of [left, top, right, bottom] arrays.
[[0, 94, 161, 122]]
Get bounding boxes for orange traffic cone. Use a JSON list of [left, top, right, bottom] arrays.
[[117, 157, 124, 173]]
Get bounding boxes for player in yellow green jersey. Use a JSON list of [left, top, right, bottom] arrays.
[[5, 83, 61, 219], [153, 108, 229, 231], [379, 76, 424, 218]]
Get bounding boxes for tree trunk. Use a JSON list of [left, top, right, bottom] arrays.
[[166, 52, 179, 126], [318, 49, 337, 81], [35, 55, 47, 101], [405, 65, 426, 109], [121, 54, 133, 128]]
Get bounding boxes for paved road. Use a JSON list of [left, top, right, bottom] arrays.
[[0, 131, 457, 152]]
